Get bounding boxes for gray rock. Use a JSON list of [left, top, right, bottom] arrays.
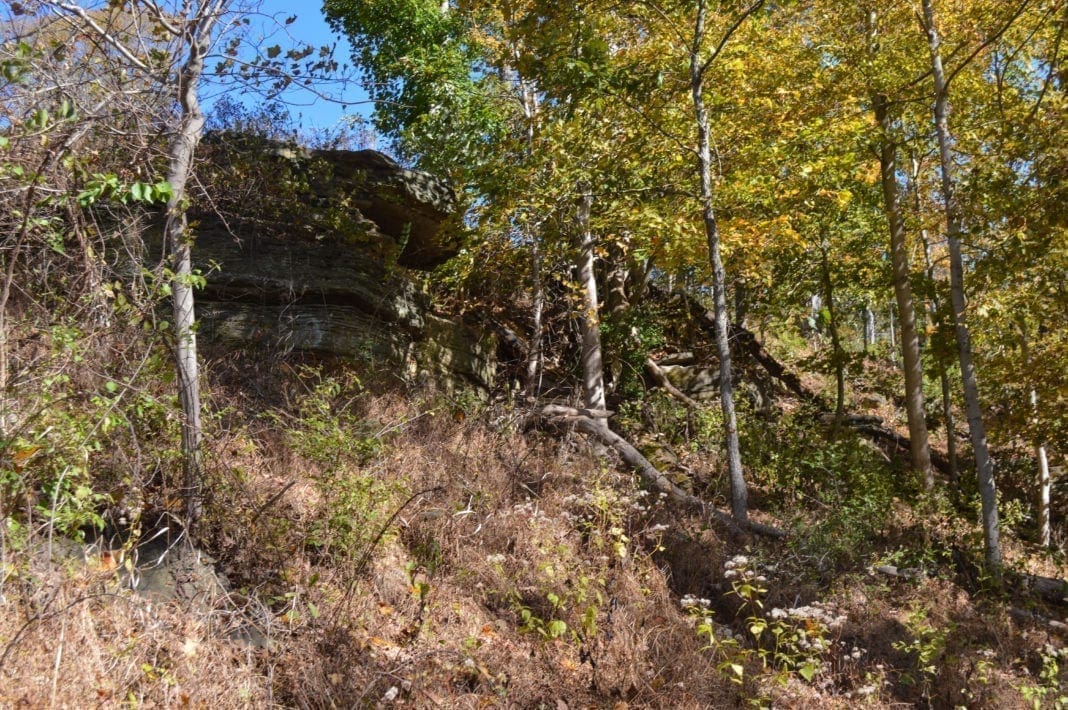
[[189, 138, 494, 392]]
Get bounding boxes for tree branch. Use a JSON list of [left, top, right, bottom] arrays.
[[699, 0, 767, 79], [44, 2, 152, 73]]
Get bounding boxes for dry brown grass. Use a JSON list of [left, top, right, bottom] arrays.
[[0, 550, 270, 706], [1, 355, 1064, 708]]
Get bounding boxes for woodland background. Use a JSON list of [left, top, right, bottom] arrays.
[[0, 0, 1065, 706]]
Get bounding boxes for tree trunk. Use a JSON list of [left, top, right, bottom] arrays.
[[863, 304, 875, 353], [941, 374, 958, 482], [1037, 441, 1051, 547], [922, 0, 1000, 567], [913, 156, 959, 485], [514, 54, 544, 402], [164, 8, 224, 527], [574, 186, 607, 415], [1018, 325, 1052, 548], [604, 234, 632, 395], [873, 95, 934, 484], [887, 300, 896, 362], [819, 240, 846, 430], [690, 2, 747, 522], [525, 230, 545, 400]]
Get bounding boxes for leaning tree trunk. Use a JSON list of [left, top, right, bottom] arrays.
[[574, 185, 607, 416], [922, 0, 1000, 567], [690, 2, 747, 522], [164, 11, 221, 527], [873, 95, 934, 487]]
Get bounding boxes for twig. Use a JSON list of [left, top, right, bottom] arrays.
[[249, 480, 297, 526]]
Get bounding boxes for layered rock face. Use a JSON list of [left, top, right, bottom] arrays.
[[192, 140, 494, 391]]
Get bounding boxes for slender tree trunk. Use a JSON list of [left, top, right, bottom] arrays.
[[1018, 326, 1052, 547], [691, 1, 747, 522], [863, 304, 875, 353], [922, 0, 999, 567], [525, 231, 545, 400], [164, 8, 223, 526], [734, 280, 749, 330], [604, 235, 632, 396], [1037, 440, 1051, 547], [940, 374, 958, 483], [873, 95, 934, 484], [1030, 375, 1051, 548], [887, 300, 896, 361], [819, 240, 846, 429], [514, 56, 544, 402], [574, 185, 607, 415], [913, 157, 959, 484]]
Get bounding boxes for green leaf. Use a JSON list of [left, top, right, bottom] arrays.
[[547, 620, 567, 638], [153, 181, 173, 202], [798, 661, 817, 682]]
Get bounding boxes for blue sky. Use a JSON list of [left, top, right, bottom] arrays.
[[208, 0, 373, 134]]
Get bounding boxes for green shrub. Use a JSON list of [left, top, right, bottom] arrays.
[[267, 367, 404, 562]]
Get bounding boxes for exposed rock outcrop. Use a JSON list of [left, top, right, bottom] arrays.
[[191, 140, 494, 391]]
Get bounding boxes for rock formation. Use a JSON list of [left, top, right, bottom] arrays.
[[191, 137, 494, 391]]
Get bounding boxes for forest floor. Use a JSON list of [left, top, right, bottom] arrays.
[[0, 348, 1064, 708]]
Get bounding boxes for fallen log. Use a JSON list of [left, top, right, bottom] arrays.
[[654, 352, 697, 366], [1009, 607, 1068, 634], [540, 404, 614, 419], [1018, 573, 1068, 605], [874, 564, 926, 581], [541, 406, 787, 539], [651, 284, 817, 403]]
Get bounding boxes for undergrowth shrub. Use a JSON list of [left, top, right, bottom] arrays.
[[1, 319, 179, 548], [266, 366, 406, 564], [741, 407, 898, 574], [600, 303, 666, 399], [684, 554, 853, 697]]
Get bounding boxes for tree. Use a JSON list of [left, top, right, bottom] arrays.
[[40, 0, 229, 524], [685, 0, 773, 522], [873, 91, 934, 487], [36, 0, 350, 525], [919, 0, 1021, 566]]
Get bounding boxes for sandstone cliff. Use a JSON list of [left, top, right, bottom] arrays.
[[191, 138, 494, 391]]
